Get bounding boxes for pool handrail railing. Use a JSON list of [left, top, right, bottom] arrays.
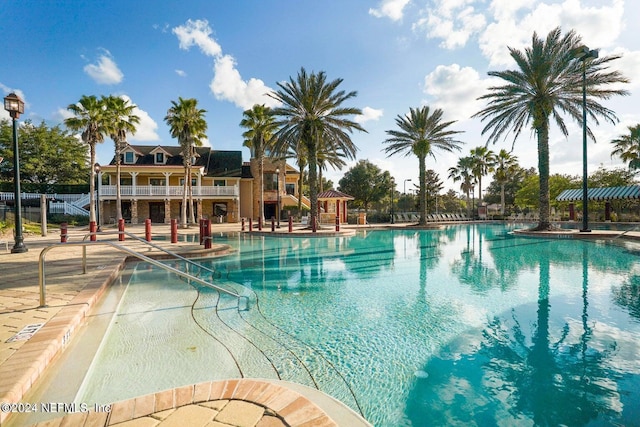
[[38, 239, 248, 309]]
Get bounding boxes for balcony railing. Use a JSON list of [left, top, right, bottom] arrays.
[[99, 185, 238, 197]]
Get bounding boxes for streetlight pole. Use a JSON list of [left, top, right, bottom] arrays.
[[275, 167, 281, 228], [404, 178, 412, 195], [572, 45, 598, 232], [390, 178, 395, 224], [4, 93, 27, 253], [94, 163, 101, 231]]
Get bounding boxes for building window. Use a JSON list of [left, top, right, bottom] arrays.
[[286, 183, 295, 195], [214, 179, 226, 187], [149, 178, 165, 186], [155, 152, 164, 164], [124, 151, 135, 164], [180, 178, 197, 186], [120, 177, 132, 186], [263, 173, 277, 191]]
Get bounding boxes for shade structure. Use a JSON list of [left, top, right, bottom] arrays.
[[556, 185, 640, 202]]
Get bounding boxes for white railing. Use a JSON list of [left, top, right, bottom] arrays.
[[99, 185, 238, 197], [0, 192, 88, 202], [49, 201, 89, 216]]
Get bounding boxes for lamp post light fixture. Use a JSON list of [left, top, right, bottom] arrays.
[[94, 163, 101, 231], [4, 93, 27, 253], [404, 178, 412, 195], [572, 45, 598, 233], [390, 178, 395, 224], [275, 167, 281, 228]]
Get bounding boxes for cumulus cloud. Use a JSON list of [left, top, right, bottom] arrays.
[[413, 0, 485, 49], [354, 107, 384, 124], [172, 19, 277, 109], [83, 49, 124, 85], [423, 64, 491, 121], [369, 0, 411, 21], [175, 69, 187, 77], [608, 47, 640, 89], [118, 95, 160, 142]]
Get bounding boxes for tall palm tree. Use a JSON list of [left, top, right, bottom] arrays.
[[448, 156, 475, 218], [164, 97, 207, 228], [383, 106, 464, 225], [469, 146, 496, 203], [611, 124, 640, 170], [493, 149, 519, 215], [103, 95, 140, 221], [240, 104, 278, 222], [270, 67, 365, 227], [64, 95, 109, 224], [474, 27, 629, 230]]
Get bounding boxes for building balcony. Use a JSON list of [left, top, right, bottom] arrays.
[[99, 185, 238, 198]]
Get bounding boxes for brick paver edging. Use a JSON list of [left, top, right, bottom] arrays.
[[29, 379, 338, 426]]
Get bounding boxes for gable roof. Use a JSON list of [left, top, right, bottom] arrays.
[[317, 189, 355, 200]]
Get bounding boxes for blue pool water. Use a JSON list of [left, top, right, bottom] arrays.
[[78, 224, 640, 426]]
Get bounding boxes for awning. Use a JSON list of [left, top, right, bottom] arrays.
[[556, 185, 640, 202]]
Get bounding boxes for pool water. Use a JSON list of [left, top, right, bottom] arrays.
[[77, 224, 640, 426]]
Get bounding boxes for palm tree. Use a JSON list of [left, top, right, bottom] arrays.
[[64, 95, 108, 224], [240, 104, 278, 222], [164, 97, 207, 228], [493, 149, 519, 215], [611, 124, 640, 170], [103, 95, 140, 221], [270, 67, 365, 227], [469, 146, 496, 203], [448, 156, 475, 218], [474, 27, 628, 230], [383, 106, 464, 226]]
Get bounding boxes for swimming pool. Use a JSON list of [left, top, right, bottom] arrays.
[[76, 224, 640, 426]]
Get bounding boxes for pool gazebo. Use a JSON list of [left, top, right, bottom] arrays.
[[318, 189, 354, 225], [556, 185, 640, 220]]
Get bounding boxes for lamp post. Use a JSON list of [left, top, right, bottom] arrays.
[[390, 178, 395, 224], [275, 167, 281, 228], [94, 163, 101, 231], [403, 178, 412, 195], [572, 45, 598, 232], [4, 93, 27, 253]]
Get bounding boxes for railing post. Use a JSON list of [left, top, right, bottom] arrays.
[[241, 217, 245, 231], [171, 218, 178, 243], [249, 217, 253, 232], [258, 217, 263, 231], [271, 216, 275, 232], [335, 215, 340, 232], [204, 218, 212, 249], [312, 216, 317, 233], [288, 216, 293, 233], [199, 219, 204, 245], [60, 222, 68, 243], [145, 218, 152, 242], [118, 219, 125, 241], [89, 221, 97, 241]]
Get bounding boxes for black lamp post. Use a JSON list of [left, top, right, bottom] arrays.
[[275, 167, 281, 228], [94, 163, 101, 231], [572, 45, 598, 232], [4, 93, 27, 253], [390, 178, 395, 224]]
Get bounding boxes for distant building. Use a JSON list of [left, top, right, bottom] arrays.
[[97, 144, 308, 224]]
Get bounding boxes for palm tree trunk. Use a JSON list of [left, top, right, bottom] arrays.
[[536, 121, 552, 230], [500, 184, 506, 215], [181, 166, 188, 228], [259, 155, 265, 222], [418, 155, 427, 226], [188, 166, 195, 224], [116, 142, 122, 221], [308, 140, 319, 228]]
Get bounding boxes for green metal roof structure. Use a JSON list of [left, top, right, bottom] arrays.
[[556, 185, 640, 201]]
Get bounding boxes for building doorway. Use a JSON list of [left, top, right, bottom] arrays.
[[149, 202, 165, 223]]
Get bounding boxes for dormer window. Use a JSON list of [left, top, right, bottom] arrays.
[[155, 152, 164, 164], [124, 151, 135, 164]]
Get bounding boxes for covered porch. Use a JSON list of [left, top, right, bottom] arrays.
[[317, 190, 354, 224]]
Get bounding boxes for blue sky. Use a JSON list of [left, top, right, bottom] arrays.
[[2, 0, 639, 194]]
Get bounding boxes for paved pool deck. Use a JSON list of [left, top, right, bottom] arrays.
[[1, 220, 638, 426]]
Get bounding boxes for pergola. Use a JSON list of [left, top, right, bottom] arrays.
[[556, 185, 640, 220]]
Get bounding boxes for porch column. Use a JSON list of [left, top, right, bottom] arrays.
[[343, 200, 348, 223], [131, 199, 138, 224], [164, 199, 171, 224], [163, 172, 171, 196], [336, 199, 341, 224], [197, 199, 203, 220], [130, 172, 139, 196]]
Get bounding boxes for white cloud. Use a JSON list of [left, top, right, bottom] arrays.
[[119, 95, 160, 142], [172, 19, 277, 110], [175, 69, 187, 77], [83, 50, 124, 85], [608, 47, 640, 89], [53, 107, 75, 122], [355, 106, 384, 123], [423, 64, 490, 121], [369, 0, 411, 21], [413, 0, 485, 49]]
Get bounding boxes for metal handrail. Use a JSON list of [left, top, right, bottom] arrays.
[[39, 240, 247, 308]]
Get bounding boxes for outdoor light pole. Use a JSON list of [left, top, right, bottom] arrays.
[[390, 178, 395, 224], [4, 93, 27, 253], [94, 163, 101, 231], [275, 167, 280, 228], [404, 178, 412, 195], [572, 45, 598, 232]]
